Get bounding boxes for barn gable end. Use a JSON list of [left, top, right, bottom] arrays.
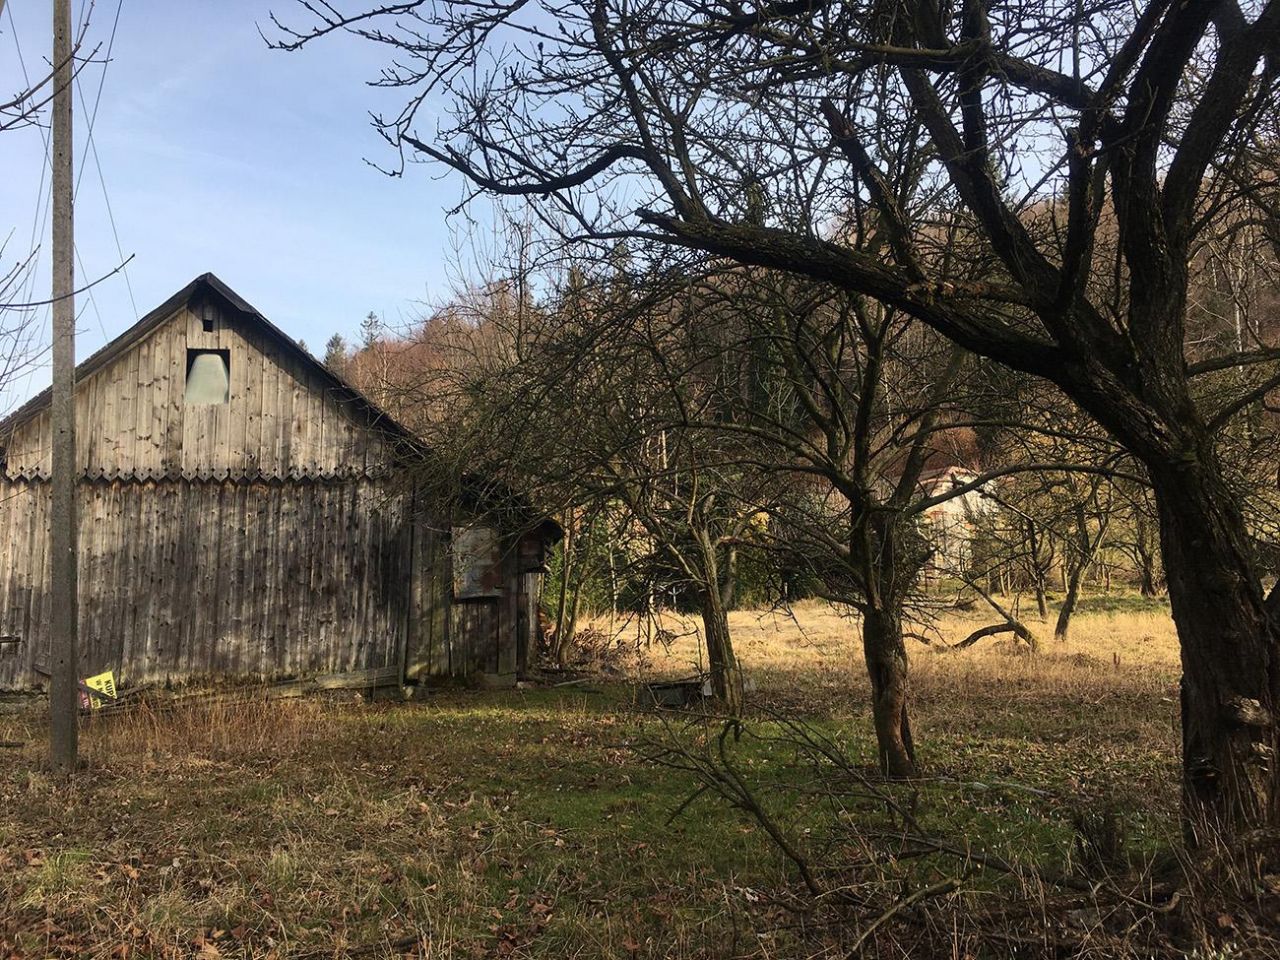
[[1, 275, 411, 483]]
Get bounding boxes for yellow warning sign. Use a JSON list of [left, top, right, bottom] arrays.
[[80, 670, 116, 709]]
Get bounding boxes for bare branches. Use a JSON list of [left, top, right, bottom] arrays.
[[0, 8, 99, 133], [632, 211, 1060, 374], [401, 133, 646, 197], [1162, 2, 1280, 244], [276, 0, 1280, 832]]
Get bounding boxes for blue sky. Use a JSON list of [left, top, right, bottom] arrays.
[[1, 0, 472, 409]]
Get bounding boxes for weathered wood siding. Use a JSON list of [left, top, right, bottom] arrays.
[[1, 296, 397, 482], [0, 478, 415, 688], [0, 279, 537, 689], [405, 519, 453, 680]]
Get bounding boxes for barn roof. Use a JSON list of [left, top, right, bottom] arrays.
[[0, 272, 421, 448]]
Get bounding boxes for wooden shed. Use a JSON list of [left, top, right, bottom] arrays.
[[0, 273, 553, 691]]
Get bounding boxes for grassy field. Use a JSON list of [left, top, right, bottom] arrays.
[[0, 597, 1208, 958]]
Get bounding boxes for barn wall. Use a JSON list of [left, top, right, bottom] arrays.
[[1, 297, 397, 483], [405, 517, 453, 680], [0, 477, 425, 689], [0, 282, 538, 689]]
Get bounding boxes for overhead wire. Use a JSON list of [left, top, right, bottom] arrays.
[[5, 0, 134, 350], [5, 0, 52, 317], [74, 0, 136, 322], [6, 1, 103, 340], [64, 0, 107, 341]]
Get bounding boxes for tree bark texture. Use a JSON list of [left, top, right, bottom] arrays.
[[1149, 455, 1279, 833], [700, 587, 743, 715], [862, 603, 916, 778], [1054, 566, 1084, 641]]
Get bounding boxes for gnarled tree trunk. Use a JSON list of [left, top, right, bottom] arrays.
[[1149, 456, 1279, 834], [862, 603, 916, 778]]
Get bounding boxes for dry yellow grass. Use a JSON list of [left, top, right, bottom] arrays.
[[627, 596, 1180, 672], [595, 597, 1183, 814], [609, 597, 1181, 713]]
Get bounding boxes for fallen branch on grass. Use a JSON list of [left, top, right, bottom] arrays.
[[952, 577, 1039, 651], [953, 621, 1037, 649]]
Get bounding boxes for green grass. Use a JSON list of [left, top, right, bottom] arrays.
[[1071, 592, 1171, 615], [0, 605, 1189, 958]]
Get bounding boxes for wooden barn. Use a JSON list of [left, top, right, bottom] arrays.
[[0, 273, 554, 692]]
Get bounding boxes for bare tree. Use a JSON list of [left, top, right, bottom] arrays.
[[672, 270, 969, 775], [619, 267, 1126, 772], [271, 0, 1280, 835]]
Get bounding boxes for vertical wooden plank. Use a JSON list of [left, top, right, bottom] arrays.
[[291, 484, 311, 676], [11, 484, 34, 683], [255, 482, 272, 678], [0, 482, 22, 687], [324, 482, 342, 673], [133, 337, 154, 474], [223, 325, 247, 474], [149, 323, 170, 477], [313, 383, 329, 476], [40, 409, 53, 478], [145, 484, 167, 680], [175, 483, 196, 676], [122, 482, 150, 684], [240, 329, 262, 475], [269, 483, 290, 675], [97, 358, 120, 476], [278, 363, 296, 472], [270, 483, 291, 676], [352, 482, 369, 670], [115, 346, 140, 477], [73, 374, 88, 474], [165, 317, 186, 474], [12, 484, 34, 682], [230, 481, 248, 677], [204, 483, 225, 674], [263, 342, 283, 476], [0, 481, 13, 687], [170, 483, 192, 678], [77, 483, 99, 672], [288, 359, 308, 477], [28, 480, 50, 680]]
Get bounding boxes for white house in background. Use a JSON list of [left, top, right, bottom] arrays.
[[914, 465, 989, 575]]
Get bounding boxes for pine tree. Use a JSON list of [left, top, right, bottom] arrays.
[[323, 333, 349, 375]]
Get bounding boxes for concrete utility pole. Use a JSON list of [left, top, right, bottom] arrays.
[[49, 0, 79, 775]]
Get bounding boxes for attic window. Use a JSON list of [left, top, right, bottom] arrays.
[[202, 316, 215, 333], [185, 349, 230, 404]]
